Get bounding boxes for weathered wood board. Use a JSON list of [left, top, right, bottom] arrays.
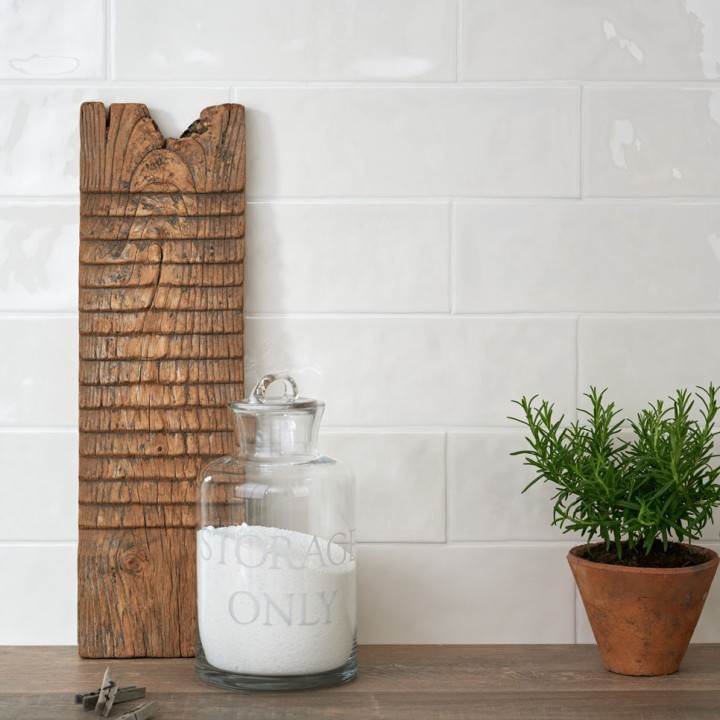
[[78, 102, 245, 657]]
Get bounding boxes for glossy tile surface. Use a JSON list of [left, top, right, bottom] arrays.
[[454, 202, 720, 312], [692, 543, 720, 642], [245, 317, 577, 427], [461, 0, 720, 80], [240, 88, 579, 198], [0, 203, 78, 311], [0, 317, 77, 427], [245, 203, 450, 313], [584, 88, 720, 197], [357, 543, 576, 643], [0, 87, 230, 196], [116, 0, 456, 81], [0, 544, 77, 644], [448, 432, 573, 542], [578, 318, 720, 418], [2, 0, 720, 647], [0, 432, 77, 541], [0, 0, 104, 79], [319, 431, 446, 542]]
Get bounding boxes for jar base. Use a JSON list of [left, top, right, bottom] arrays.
[[194, 643, 358, 691]]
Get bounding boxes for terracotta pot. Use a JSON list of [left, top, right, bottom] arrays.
[[568, 543, 719, 676]]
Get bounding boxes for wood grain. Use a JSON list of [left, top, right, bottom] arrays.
[[2, 646, 720, 720], [78, 102, 245, 658]]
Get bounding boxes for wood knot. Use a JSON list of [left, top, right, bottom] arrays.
[[117, 543, 149, 575]]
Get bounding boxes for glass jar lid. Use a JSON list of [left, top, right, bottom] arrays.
[[231, 373, 323, 413], [229, 373, 324, 457]]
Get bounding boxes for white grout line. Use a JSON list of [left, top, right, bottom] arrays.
[[443, 431, 450, 544], [244, 312, 720, 319], [573, 316, 580, 424], [573, 584, 579, 644], [2, 79, 718, 89], [243, 196, 720, 204], [1, 196, 720, 205], [0, 312, 78, 319], [105, 0, 114, 81], [1, 311, 720, 321], [322, 426, 528, 433], [578, 83, 584, 199], [455, 0, 462, 83], [356, 540, 580, 548], [0, 197, 79, 204], [0, 540, 77, 548], [448, 201, 456, 314], [0, 427, 76, 434]]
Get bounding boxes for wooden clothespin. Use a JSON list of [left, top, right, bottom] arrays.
[[74, 666, 147, 713], [75, 685, 147, 710], [94, 666, 120, 716]]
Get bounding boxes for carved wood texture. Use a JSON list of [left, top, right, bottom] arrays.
[[78, 103, 245, 657]]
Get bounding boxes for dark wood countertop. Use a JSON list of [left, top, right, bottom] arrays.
[[1, 645, 719, 719]]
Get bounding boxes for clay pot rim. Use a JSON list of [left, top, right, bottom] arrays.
[[568, 542, 719, 575]]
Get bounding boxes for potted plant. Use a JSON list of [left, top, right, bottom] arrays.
[[511, 385, 720, 676]]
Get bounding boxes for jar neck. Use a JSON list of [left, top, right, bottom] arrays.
[[232, 405, 324, 459]]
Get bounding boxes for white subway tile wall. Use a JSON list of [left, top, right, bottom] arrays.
[[447, 432, 575, 543], [583, 88, 720, 197], [0, 432, 78, 541], [358, 543, 577, 643], [240, 88, 580, 198], [0, 203, 79, 311], [115, 0, 457, 82], [460, 0, 720, 81], [0, 0, 104, 80], [319, 432, 447, 543], [0, 0, 718, 645], [245, 202, 451, 313]]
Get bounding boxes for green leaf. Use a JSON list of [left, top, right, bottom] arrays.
[[509, 385, 720, 559]]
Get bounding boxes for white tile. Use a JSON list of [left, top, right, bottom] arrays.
[[575, 585, 595, 644], [578, 318, 720, 419], [584, 88, 720, 197], [454, 202, 720, 313], [115, 0, 455, 82], [0, 203, 78, 312], [0, 317, 77, 427], [0, 87, 230, 197], [701, 507, 720, 544], [0, 0, 104, 79], [0, 544, 77, 644], [448, 432, 574, 542], [357, 543, 576, 643], [692, 542, 720, 642], [245, 317, 577, 427], [461, 0, 720, 81], [240, 88, 579, 198], [246, 203, 450, 313], [0, 432, 77, 541], [319, 431, 446, 542]]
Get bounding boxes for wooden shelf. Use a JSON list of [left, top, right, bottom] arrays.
[[1, 645, 719, 719]]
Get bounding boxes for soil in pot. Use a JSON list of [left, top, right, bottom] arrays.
[[578, 540, 711, 568]]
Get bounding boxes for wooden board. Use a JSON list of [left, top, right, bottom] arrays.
[[78, 102, 245, 658]]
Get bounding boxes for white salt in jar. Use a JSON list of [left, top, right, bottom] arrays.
[[195, 373, 357, 691]]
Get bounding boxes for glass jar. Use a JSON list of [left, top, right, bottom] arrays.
[[195, 373, 357, 691]]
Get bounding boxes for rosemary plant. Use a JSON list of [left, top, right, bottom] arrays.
[[510, 386, 720, 559]]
